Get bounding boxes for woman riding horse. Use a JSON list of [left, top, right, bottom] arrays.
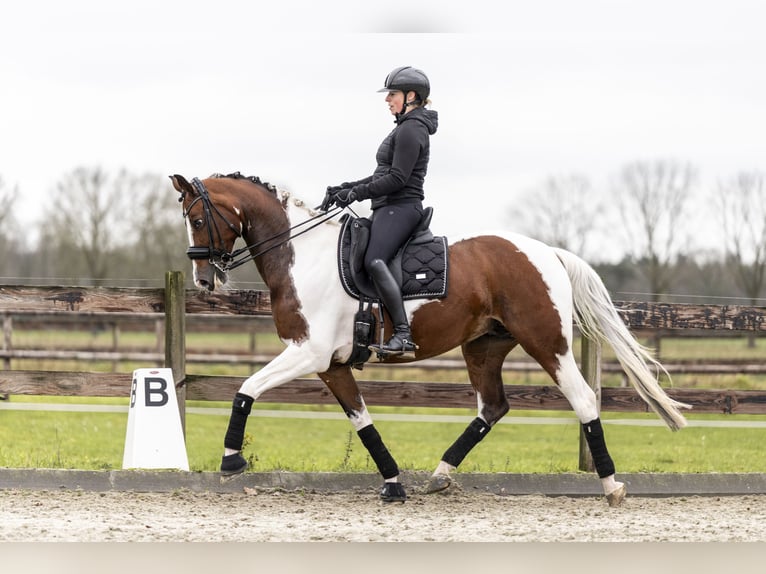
[[323, 65, 438, 355]]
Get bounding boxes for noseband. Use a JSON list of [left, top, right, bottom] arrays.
[[183, 177, 244, 272], [183, 177, 342, 272]]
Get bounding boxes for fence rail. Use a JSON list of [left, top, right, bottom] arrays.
[[4, 348, 766, 377], [2, 279, 766, 404], [3, 370, 765, 415], [2, 274, 766, 469]]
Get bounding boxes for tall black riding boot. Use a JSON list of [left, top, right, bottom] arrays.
[[368, 259, 416, 354]]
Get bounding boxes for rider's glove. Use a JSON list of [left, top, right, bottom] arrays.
[[319, 188, 335, 211], [330, 187, 359, 208], [326, 182, 354, 194]]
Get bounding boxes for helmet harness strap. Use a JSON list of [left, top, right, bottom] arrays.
[[395, 91, 421, 121]]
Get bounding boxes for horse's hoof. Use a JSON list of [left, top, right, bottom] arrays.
[[606, 482, 627, 507], [220, 453, 248, 477], [380, 482, 407, 503], [425, 473, 452, 494]]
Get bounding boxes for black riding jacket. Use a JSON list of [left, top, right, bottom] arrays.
[[350, 106, 439, 210]]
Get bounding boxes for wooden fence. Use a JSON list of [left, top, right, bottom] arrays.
[[2, 272, 766, 469], [4, 310, 766, 375]]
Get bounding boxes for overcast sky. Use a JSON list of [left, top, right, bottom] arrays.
[[2, 1, 764, 261]]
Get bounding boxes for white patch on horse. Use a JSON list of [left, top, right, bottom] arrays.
[[554, 354, 599, 422], [260, 195, 350, 361], [348, 403, 374, 431], [483, 230, 574, 339], [184, 218, 201, 285], [184, 217, 194, 247], [475, 392, 488, 422], [232, 206, 243, 234]]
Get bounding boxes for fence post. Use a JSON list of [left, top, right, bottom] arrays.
[[2, 312, 11, 371], [1, 312, 10, 400], [110, 320, 119, 372], [164, 271, 187, 435], [578, 334, 602, 472]]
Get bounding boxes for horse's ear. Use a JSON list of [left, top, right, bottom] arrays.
[[170, 174, 195, 196]]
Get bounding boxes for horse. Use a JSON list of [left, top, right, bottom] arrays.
[[170, 172, 690, 506]]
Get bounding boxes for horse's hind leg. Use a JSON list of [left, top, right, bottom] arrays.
[[534, 346, 626, 507], [318, 363, 406, 503], [426, 332, 515, 494]]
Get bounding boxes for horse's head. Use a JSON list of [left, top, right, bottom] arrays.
[[170, 174, 242, 291]]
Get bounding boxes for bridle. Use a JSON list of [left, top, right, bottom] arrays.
[[183, 177, 342, 272]]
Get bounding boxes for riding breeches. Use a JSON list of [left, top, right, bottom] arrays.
[[363, 203, 423, 273]]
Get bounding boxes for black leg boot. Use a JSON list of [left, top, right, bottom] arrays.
[[220, 392, 253, 476], [367, 259, 416, 355]]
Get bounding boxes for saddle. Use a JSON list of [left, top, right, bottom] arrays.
[[336, 207, 449, 368], [337, 207, 449, 301]]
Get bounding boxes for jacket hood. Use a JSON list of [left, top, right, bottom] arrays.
[[398, 107, 438, 135]]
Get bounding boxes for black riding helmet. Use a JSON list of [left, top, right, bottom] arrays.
[[377, 66, 430, 104]]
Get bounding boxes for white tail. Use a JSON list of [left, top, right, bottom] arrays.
[[554, 248, 690, 431]]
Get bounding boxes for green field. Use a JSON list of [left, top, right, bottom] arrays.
[[1, 398, 765, 474], [2, 331, 765, 474]]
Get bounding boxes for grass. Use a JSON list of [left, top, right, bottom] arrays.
[[1, 397, 765, 473], [2, 329, 766, 473]]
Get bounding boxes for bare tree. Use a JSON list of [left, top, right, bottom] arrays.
[[614, 159, 698, 301], [43, 166, 132, 282], [0, 176, 17, 228], [0, 176, 20, 277], [509, 173, 601, 258], [127, 172, 190, 279], [715, 171, 766, 346]]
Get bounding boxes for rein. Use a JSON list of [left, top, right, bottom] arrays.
[[184, 177, 343, 272]]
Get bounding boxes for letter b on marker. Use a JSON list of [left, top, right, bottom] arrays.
[[144, 377, 169, 407]]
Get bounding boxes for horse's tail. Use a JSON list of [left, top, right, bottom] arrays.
[[553, 247, 690, 431]]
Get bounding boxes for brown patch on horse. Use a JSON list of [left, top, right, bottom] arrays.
[[406, 235, 568, 379], [317, 364, 364, 415], [183, 175, 310, 344], [461, 333, 515, 424], [211, 177, 310, 343]]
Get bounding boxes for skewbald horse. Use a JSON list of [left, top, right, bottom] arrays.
[[171, 172, 690, 506]]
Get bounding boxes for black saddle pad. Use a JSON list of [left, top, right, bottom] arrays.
[[337, 215, 449, 301]]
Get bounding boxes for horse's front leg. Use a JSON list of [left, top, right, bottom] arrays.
[[220, 344, 327, 477], [318, 363, 406, 503]]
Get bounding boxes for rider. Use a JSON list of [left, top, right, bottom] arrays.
[[325, 66, 439, 355]]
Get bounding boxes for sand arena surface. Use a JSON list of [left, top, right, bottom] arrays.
[[1, 487, 765, 542]]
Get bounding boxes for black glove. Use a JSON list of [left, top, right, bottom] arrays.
[[326, 182, 354, 194], [319, 182, 355, 211], [330, 187, 358, 208], [319, 187, 336, 211]]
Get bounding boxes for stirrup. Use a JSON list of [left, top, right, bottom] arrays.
[[369, 332, 417, 356]]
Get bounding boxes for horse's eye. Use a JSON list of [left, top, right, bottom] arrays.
[[193, 219, 204, 230]]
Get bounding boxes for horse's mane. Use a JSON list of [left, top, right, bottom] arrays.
[[210, 171, 278, 197], [210, 171, 335, 222]]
